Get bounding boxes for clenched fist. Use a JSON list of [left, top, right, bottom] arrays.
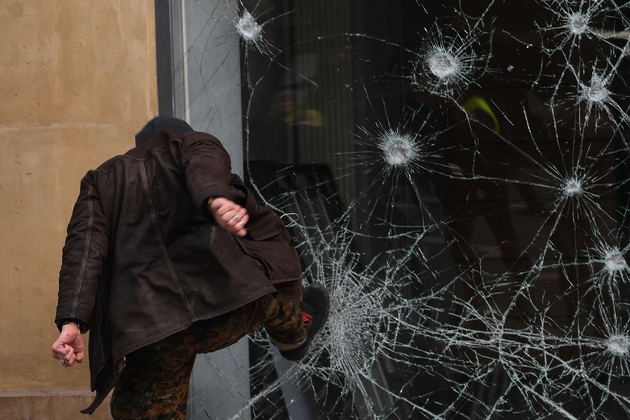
[[208, 197, 249, 237]]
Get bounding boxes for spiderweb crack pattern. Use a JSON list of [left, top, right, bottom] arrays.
[[179, 0, 630, 418]]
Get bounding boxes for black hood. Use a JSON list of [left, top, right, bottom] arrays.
[[135, 117, 194, 146]]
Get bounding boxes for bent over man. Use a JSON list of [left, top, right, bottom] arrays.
[[51, 117, 329, 419]]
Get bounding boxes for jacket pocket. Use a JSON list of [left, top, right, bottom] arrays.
[[236, 213, 303, 283], [246, 213, 285, 241]]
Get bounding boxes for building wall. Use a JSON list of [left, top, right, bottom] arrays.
[[0, 1, 157, 418]]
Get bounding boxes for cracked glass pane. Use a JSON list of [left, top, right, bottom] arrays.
[[161, 0, 630, 418]]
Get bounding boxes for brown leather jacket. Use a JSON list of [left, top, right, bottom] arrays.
[[54, 130, 302, 413]]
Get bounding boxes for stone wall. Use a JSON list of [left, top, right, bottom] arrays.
[[0, 1, 157, 418]]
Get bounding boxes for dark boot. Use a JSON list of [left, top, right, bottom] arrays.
[[280, 283, 330, 361]]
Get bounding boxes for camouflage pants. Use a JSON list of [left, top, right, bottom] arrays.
[[110, 294, 305, 420]]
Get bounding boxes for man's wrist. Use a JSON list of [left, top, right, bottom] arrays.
[[61, 320, 82, 333], [207, 196, 223, 213], [207, 196, 220, 208]]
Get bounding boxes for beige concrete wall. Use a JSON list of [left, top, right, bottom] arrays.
[[0, 0, 157, 417]]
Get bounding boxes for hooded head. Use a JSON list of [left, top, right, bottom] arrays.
[[135, 117, 194, 146]]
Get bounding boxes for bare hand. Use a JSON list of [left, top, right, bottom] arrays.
[[51, 323, 84, 368], [209, 197, 249, 237]]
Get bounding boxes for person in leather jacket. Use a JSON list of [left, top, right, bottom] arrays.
[[51, 117, 329, 419]]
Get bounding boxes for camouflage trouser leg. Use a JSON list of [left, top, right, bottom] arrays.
[[110, 294, 305, 420]]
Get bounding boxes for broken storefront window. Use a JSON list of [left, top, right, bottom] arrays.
[[161, 1, 630, 418]]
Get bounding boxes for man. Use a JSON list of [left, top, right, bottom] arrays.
[[51, 117, 329, 419]]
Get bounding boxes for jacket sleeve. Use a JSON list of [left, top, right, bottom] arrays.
[[55, 173, 109, 333], [178, 132, 236, 212]]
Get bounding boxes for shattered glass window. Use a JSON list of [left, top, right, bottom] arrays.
[[158, 0, 630, 418]]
